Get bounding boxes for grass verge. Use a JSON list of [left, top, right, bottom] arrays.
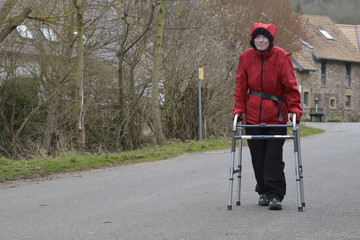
[[0, 125, 323, 182]]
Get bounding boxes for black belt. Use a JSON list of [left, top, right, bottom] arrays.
[[249, 89, 286, 121]]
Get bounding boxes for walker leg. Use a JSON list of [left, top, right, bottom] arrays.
[[227, 152, 235, 210], [295, 153, 303, 212], [228, 132, 237, 210], [236, 130, 243, 206], [296, 125, 305, 207], [294, 125, 305, 212]]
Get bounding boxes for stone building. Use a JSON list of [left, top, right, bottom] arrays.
[[292, 15, 360, 122]]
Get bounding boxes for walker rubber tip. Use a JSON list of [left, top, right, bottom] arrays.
[[227, 206, 232, 210], [236, 201, 241, 206], [298, 207, 303, 212], [302, 202, 306, 207]]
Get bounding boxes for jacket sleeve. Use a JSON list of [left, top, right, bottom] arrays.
[[280, 55, 303, 121], [233, 54, 248, 118]]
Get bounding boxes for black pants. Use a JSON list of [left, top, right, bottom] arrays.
[[245, 124, 287, 201]]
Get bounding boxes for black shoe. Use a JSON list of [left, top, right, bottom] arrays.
[[269, 198, 282, 210], [258, 194, 269, 206]]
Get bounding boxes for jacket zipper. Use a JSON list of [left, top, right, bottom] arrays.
[[259, 53, 264, 124]]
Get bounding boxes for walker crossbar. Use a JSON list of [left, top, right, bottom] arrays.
[[227, 113, 305, 212], [236, 123, 293, 128], [235, 135, 294, 140]]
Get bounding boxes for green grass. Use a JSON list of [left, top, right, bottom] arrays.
[[0, 125, 323, 182]]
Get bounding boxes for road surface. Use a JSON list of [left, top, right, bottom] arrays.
[[1, 122, 359, 240]]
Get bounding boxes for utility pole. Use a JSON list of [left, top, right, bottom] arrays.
[[198, 68, 204, 141]]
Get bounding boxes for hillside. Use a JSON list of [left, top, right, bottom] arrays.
[[290, 0, 360, 24]]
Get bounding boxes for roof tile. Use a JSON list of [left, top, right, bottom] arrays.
[[304, 15, 360, 63], [336, 24, 360, 51]]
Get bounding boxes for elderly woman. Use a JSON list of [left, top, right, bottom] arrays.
[[233, 22, 303, 210]]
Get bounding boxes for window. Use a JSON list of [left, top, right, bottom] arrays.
[[345, 63, 351, 87], [318, 28, 334, 40], [41, 27, 58, 41], [345, 95, 352, 109], [321, 61, 326, 86], [303, 91, 309, 107], [16, 25, 34, 39], [329, 97, 336, 109]]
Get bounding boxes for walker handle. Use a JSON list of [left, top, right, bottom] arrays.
[[292, 113, 297, 129], [233, 113, 239, 131]]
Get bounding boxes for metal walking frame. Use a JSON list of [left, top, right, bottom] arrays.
[[227, 113, 305, 212]]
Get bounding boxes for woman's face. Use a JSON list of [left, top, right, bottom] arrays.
[[254, 35, 270, 52]]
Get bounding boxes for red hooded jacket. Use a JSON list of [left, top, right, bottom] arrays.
[[233, 22, 302, 124]]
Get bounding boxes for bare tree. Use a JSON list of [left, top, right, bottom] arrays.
[[106, 0, 155, 150], [151, 0, 166, 145], [72, 0, 86, 149], [213, 0, 307, 53]]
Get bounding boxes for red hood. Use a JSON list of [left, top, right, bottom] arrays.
[[250, 22, 277, 42]]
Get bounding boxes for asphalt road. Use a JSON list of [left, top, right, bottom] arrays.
[[1, 122, 360, 240]]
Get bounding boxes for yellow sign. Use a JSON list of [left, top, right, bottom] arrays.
[[199, 68, 204, 80]]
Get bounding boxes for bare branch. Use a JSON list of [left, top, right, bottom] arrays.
[[0, 7, 32, 44]]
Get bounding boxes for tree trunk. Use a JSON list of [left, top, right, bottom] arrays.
[[117, 52, 127, 149], [73, 0, 85, 149], [42, 96, 58, 155], [151, 0, 167, 145]]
